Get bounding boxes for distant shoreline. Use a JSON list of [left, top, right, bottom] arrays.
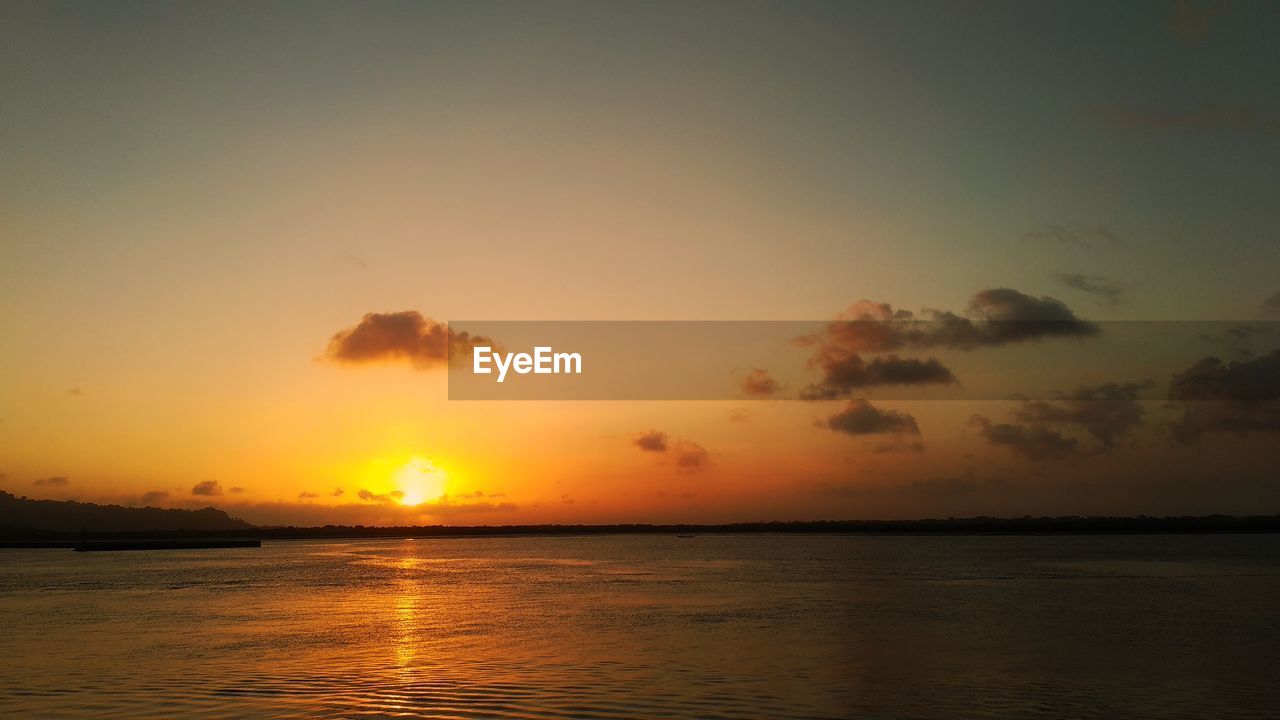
[[4, 515, 1280, 547]]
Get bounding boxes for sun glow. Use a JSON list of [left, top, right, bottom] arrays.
[[394, 456, 448, 506]]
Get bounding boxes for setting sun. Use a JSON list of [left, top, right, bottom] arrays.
[[393, 457, 448, 506]]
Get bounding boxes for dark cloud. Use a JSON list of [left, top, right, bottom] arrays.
[[797, 289, 1096, 401], [633, 430, 668, 452], [357, 488, 406, 503], [1054, 273, 1124, 305], [737, 368, 782, 398], [34, 476, 70, 487], [632, 431, 709, 472], [1263, 291, 1280, 317], [673, 440, 710, 474], [324, 311, 491, 369], [140, 490, 169, 505], [192, 480, 222, 496], [298, 491, 319, 499], [825, 399, 921, 436], [229, 486, 245, 494], [804, 288, 1099, 355], [969, 381, 1148, 459], [1023, 224, 1119, 250], [1012, 382, 1149, 449], [67, 387, 84, 397], [1168, 349, 1280, 441], [331, 488, 345, 497], [1168, 0, 1233, 45], [800, 354, 956, 400], [969, 416, 1080, 461]]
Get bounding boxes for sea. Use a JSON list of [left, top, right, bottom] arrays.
[[2, 534, 1278, 719]]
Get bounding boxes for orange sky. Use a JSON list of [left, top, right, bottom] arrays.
[[2, 2, 1279, 524]]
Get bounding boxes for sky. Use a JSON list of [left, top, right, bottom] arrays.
[[2, 0, 1279, 525]]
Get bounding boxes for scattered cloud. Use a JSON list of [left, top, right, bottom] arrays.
[[331, 488, 345, 497], [1054, 273, 1125, 305], [824, 399, 920, 436], [726, 408, 753, 423], [969, 381, 1148, 459], [633, 430, 668, 452], [737, 368, 782, 398], [298, 491, 319, 499], [800, 354, 956, 400], [969, 416, 1080, 461], [632, 431, 710, 473], [1013, 382, 1150, 449], [357, 488, 406, 503], [229, 486, 245, 494], [803, 288, 1099, 355], [140, 490, 169, 505], [1023, 224, 1119, 250], [34, 476, 70, 487], [673, 440, 710, 474], [192, 480, 223, 496], [67, 387, 84, 397], [323, 311, 491, 369], [1169, 349, 1280, 441]]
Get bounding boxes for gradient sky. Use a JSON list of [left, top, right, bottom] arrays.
[[3, 1, 1279, 525]]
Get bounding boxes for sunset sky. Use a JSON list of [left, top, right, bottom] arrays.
[[3, 1, 1279, 525]]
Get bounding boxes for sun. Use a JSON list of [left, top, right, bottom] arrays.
[[393, 456, 448, 506]]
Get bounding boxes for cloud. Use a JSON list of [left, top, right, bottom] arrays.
[[1168, 349, 1280, 441], [1054, 273, 1124, 304], [737, 368, 782, 398], [800, 354, 956, 400], [797, 288, 1097, 401], [673, 440, 710, 473], [969, 416, 1080, 460], [632, 431, 710, 472], [331, 488, 345, 497], [1263, 291, 1280, 317], [323, 311, 491, 369], [1023, 224, 1119, 250], [633, 430, 668, 452], [1168, 0, 1233, 45], [229, 486, 245, 494], [192, 480, 223, 496], [804, 288, 1099, 355], [357, 488, 406, 503], [67, 387, 84, 397], [969, 381, 1148, 459], [140, 490, 169, 505], [298, 491, 319, 499], [33, 476, 70, 487], [1012, 382, 1149, 449], [825, 399, 920, 436]]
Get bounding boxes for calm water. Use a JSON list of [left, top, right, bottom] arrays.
[[2, 534, 1278, 719]]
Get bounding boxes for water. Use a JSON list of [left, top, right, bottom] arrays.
[[2, 534, 1278, 719]]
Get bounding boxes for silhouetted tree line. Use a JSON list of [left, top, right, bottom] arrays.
[[3, 488, 1279, 544]]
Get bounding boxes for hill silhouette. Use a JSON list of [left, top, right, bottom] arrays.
[[0, 490, 250, 536]]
